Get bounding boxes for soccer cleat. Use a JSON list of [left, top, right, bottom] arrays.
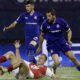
[[76, 65, 80, 71]]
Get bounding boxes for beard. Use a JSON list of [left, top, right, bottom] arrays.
[[48, 19, 55, 24]]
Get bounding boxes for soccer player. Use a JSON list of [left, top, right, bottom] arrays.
[[37, 8, 80, 74], [0, 41, 56, 80], [3, 0, 44, 63]]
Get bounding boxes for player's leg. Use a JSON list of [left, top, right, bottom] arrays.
[[52, 54, 60, 74], [65, 51, 80, 66], [65, 50, 80, 70], [18, 61, 29, 80], [0, 51, 15, 63], [61, 42, 80, 71], [27, 37, 38, 63], [47, 42, 61, 74], [0, 51, 21, 73]]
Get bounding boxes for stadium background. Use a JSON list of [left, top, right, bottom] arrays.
[[0, 0, 80, 67]]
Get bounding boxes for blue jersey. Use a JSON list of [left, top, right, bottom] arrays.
[[16, 11, 44, 37], [41, 17, 70, 45]]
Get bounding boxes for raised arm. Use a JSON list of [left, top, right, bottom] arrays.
[[14, 40, 21, 60], [3, 13, 24, 32]]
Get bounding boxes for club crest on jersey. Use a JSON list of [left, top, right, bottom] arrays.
[[34, 16, 37, 20], [56, 24, 60, 28]]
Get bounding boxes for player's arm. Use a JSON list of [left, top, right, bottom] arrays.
[[14, 40, 21, 61], [36, 32, 45, 53], [67, 28, 72, 46], [3, 21, 17, 31], [62, 18, 72, 46], [3, 13, 24, 32]]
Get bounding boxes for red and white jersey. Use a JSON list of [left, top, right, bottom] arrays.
[[13, 60, 54, 79], [29, 63, 53, 79]]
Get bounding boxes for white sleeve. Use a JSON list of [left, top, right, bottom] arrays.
[[46, 67, 54, 77]]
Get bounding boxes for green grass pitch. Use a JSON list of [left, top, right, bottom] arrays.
[[0, 67, 80, 80]]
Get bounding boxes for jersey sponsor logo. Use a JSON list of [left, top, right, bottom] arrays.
[[49, 30, 61, 33], [25, 22, 37, 25]]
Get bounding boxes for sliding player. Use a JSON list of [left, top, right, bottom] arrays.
[[0, 41, 56, 80]]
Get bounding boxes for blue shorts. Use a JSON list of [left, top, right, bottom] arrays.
[[47, 40, 72, 56]]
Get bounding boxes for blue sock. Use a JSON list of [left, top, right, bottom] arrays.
[[28, 50, 37, 64], [28, 44, 37, 64]]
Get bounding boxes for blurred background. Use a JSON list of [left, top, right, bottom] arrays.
[[0, 0, 80, 67]]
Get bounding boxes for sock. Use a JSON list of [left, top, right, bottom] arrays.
[[28, 50, 37, 64], [7, 65, 14, 72], [53, 63, 60, 74], [53, 65, 57, 74], [0, 56, 7, 63]]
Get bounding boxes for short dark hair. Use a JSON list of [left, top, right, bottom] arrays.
[[24, 0, 34, 5], [46, 8, 56, 15], [41, 54, 47, 61]]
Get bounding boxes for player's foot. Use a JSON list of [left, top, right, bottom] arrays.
[[0, 66, 4, 75], [76, 65, 80, 71], [53, 67, 56, 74]]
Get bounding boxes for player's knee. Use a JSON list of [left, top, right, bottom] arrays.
[[8, 51, 14, 57], [4, 51, 14, 59], [54, 60, 60, 66], [8, 51, 14, 55]]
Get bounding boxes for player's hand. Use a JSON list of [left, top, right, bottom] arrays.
[[3, 27, 7, 32], [68, 40, 72, 47], [36, 46, 42, 54], [14, 40, 21, 49]]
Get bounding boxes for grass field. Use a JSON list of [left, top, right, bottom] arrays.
[[0, 67, 80, 80]]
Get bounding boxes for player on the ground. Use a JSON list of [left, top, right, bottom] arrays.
[[37, 8, 80, 74], [3, 0, 44, 63], [0, 41, 57, 80]]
